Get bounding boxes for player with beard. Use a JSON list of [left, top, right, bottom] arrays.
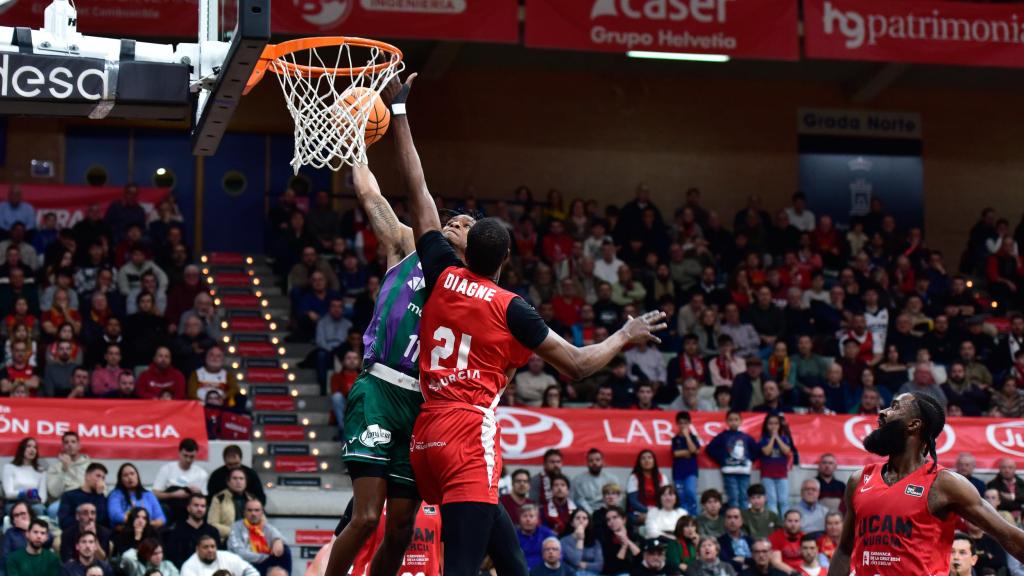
[[827, 392, 1024, 576]]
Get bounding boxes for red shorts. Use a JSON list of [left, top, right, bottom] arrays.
[[410, 404, 501, 506]]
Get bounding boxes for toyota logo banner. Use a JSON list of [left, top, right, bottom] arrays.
[[498, 407, 1024, 470]]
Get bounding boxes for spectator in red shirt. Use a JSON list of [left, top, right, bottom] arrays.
[[552, 278, 584, 327], [541, 474, 575, 535], [136, 346, 186, 399], [329, 350, 360, 433], [501, 469, 534, 525], [1, 340, 39, 395], [542, 220, 574, 266], [768, 510, 804, 573], [987, 236, 1023, 307]]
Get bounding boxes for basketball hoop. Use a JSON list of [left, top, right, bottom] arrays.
[[245, 36, 404, 172]]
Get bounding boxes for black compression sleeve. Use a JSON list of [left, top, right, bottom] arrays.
[[505, 297, 550, 350], [416, 230, 463, 292]]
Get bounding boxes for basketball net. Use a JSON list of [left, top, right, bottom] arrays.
[[268, 44, 403, 172]]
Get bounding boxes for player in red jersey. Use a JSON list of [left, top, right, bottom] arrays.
[[383, 77, 665, 576], [828, 392, 1024, 576]]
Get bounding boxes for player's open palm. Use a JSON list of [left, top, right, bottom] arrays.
[[622, 311, 667, 345]]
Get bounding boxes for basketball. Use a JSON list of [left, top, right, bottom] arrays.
[[337, 86, 390, 147]]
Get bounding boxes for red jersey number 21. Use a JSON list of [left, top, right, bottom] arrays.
[[429, 326, 473, 371]]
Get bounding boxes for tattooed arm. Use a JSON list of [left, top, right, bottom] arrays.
[[352, 164, 415, 268]]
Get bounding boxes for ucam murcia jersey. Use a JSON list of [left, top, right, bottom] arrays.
[[418, 266, 533, 409], [850, 463, 957, 576]]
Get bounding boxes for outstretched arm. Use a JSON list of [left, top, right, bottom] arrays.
[[534, 311, 666, 380], [352, 164, 414, 267], [384, 73, 441, 242], [939, 470, 1024, 562], [827, 469, 862, 576]]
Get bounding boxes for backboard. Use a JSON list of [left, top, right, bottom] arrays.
[[0, 0, 270, 156]]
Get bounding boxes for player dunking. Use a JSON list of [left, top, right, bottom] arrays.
[[383, 76, 666, 576], [827, 392, 1024, 576], [325, 74, 474, 576]]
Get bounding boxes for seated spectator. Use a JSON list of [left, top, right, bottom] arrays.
[[942, 361, 991, 417], [645, 486, 687, 540], [92, 268, 126, 319], [515, 355, 557, 407], [126, 272, 167, 316], [4, 297, 38, 339], [2, 339, 40, 395], [188, 346, 240, 408], [206, 445, 266, 506], [103, 371, 139, 400], [991, 377, 1024, 418], [627, 450, 668, 526], [107, 463, 166, 531], [4, 437, 47, 516], [560, 509, 603, 576], [816, 512, 843, 562], [136, 346, 187, 399], [107, 182, 147, 242], [84, 316, 122, 369], [75, 244, 112, 299], [57, 463, 109, 530], [166, 266, 203, 331], [328, 350, 359, 433], [314, 297, 351, 387], [598, 506, 639, 576], [6, 321, 38, 367], [625, 340, 666, 390], [794, 481, 827, 537], [502, 469, 535, 525], [611, 266, 646, 308], [62, 530, 114, 576], [58, 502, 112, 563], [178, 293, 221, 341], [293, 271, 341, 342], [153, 439, 207, 525], [0, 246, 33, 282], [0, 186, 35, 232], [709, 336, 745, 389], [181, 535, 258, 576], [768, 510, 804, 573], [46, 432, 91, 517], [897, 362, 948, 409], [40, 268, 79, 312], [730, 357, 766, 412], [46, 323, 84, 365], [717, 506, 754, 574], [288, 246, 340, 294], [685, 537, 734, 576], [518, 504, 557, 571], [227, 500, 290, 576], [119, 538, 180, 576], [172, 316, 216, 376], [7, 519, 60, 576], [123, 292, 168, 368], [113, 507, 158, 558], [210, 469, 257, 543], [540, 474, 575, 535], [163, 494, 219, 569], [90, 345, 123, 397], [632, 382, 657, 411], [742, 485, 780, 541], [720, 304, 759, 359], [697, 490, 725, 539], [116, 244, 168, 297]]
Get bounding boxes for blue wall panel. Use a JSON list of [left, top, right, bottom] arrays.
[[133, 130, 197, 237], [65, 128, 130, 186], [269, 135, 333, 199], [201, 133, 266, 252]]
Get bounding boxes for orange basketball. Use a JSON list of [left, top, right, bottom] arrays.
[[338, 86, 390, 147]]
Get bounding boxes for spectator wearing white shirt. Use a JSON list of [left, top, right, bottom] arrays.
[[514, 355, 557, 407], [153, 438, 208, 526], [624, 341, 666, 386], [582, 222, 612, 261], [644, 486, 688, 539], [181, 535, 258, 576], [593, 242, 624, 286], [3, 437, 47, 516], [783, 192, 815, 232]]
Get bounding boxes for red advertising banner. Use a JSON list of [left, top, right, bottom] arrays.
[[0, 398, 207, 459], [0, 0, 517, 42], [497, 407, 1024, 471], [804, 0, 1024, 68], [9, 184, 169, 230], [525, 0, 799, 60]]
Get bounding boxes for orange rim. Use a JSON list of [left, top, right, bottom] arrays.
[[244, 36, 403, 95]]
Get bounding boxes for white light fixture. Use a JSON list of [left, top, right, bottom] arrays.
[[156, 168, 167, 176], [627, 50, 730, 63]]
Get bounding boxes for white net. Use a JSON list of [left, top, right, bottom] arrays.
[[269, 41, 403, 173]]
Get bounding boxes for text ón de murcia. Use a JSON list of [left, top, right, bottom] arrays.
[[0, 416, 181, 439]]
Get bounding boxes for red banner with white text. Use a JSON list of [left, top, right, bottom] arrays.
[[8, 184, 169, 230], [805, 0, 1024, 68], [497, 407, 1024, 471], [0, 0, 518, 42], [525, 0, 799, 60], [0, 399, 208, 459]]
